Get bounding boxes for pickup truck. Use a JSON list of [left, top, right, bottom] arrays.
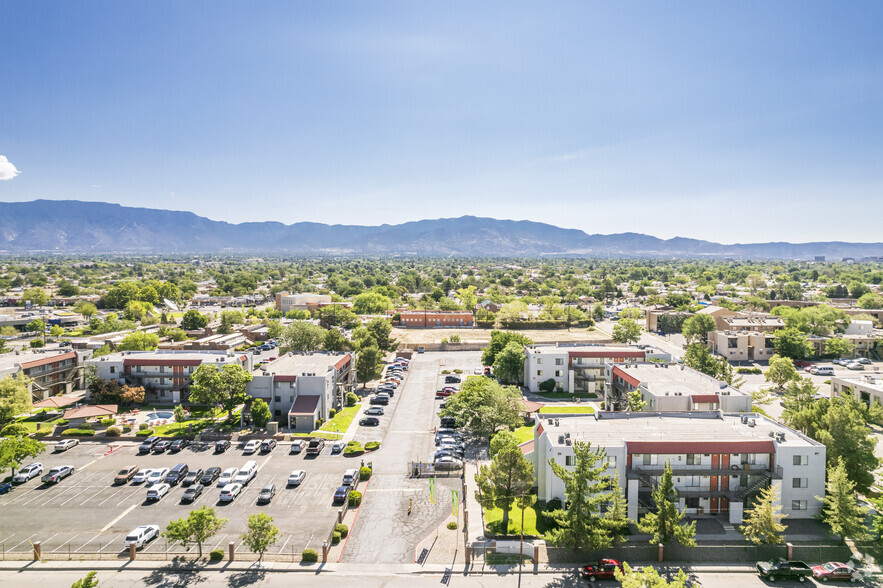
[[756, 560, 812, 582], [306, 439, 325, 456]]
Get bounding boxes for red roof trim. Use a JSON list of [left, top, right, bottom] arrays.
[[613, 366, 641, 388], [334, 355, 351, 370], [273, 375, 297, 383], [122, 359, 202, 367], [536, 422, 544, 436], [570, 351, 645, 359], [20, 352, 77, 370], [691, 394, 720, 403], [627, 440, 775, 454]]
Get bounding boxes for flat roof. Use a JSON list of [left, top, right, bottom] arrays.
[[261, 352, 351, 376], [615, 363, 749, 397], [539, 412, 820, 449], [832, 375, 883, 392], [91, 350, 242, 363], [527, 344, 648, 355]]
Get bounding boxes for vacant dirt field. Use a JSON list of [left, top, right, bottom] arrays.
[[391, 326, 612, 345]]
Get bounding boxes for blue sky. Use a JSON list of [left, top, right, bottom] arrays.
[[1, 1, 882, 243]]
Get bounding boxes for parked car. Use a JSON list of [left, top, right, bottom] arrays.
[[42, 465, 74, 483], [146, 483, 170, 502], [434, 448, 464, 460], [218, 467, 239, 487], [113, 465, 139, 485], [433, 456, 463, 470], [181, 484, 204, 503], [260, 439, 277, 453], [146, 468, 169, 486], [288, 470, 306, 486], [342, 469, 359, 486], [290, 440, 305, 454], [13, 463, 44, 484], [812, 562, 860, 583], [169, 439, 190, 452], [0, 482, 11, 495], [365, 406, 384, 416], [165, 463, 190, 486], [55, 439, 79, 452], [182, 468, 204, 487], [139, 436, 160, 454], [257, 484, 276, 504], [360, 417, 380, 426], [440, 416, 457, 429], [332, 441, 346, 453], [132, 468, 154, 484], [306, 439, 325, 456], [333, 486, 351, 505], [153, 440, 171, 453], [444, 375, 461, 383], [580, 559, 624, 582], [215, 440, 231, 453], [846, 362, 865, 371], [858, 357, 871, 364], [200, 467, 221, 485], [756, 560, 812, 582], [370, 395, 389, 405], [124, 525, 160, 548], [243, 439, 261, 454], [219, 483, 242, 502]]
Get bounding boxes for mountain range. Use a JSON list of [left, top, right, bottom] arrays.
[[0, 200, 880, 260]]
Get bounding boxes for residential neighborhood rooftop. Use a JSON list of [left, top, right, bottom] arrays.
[[614, 363, 749, 397], [260, 352, 351, 376]]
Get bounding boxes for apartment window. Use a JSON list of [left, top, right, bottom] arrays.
[[792, 500, 807, 511], [536, 358, 542, 365], [685, 497, 700, 509], [607, 456, 617, 468], [643, 454, 652, 466], [555, 370, 563, 377], [110, 367, 116, 374], [686, 454, 700, 465], [555, 358, 564, 366], [685, 476, 700, 487], [159, 366, 166, 374], [792, 478, 808, 489], [793, 455, 809, 466], [274, 396, 281, 403], [727, 338, 738, 349], [537, 370, 543, 376], [565, 456, 575, 466], [741, 453, 756, 465]]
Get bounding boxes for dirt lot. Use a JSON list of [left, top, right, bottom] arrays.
[[391, 327, 611, 345]]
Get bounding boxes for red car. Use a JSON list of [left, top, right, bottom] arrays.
[[580, 559, 623, 582], [812, 562, 859, 583], [436, 387, 457, 398]]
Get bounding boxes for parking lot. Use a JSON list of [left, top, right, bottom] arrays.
[[0, 438, 359, 559]]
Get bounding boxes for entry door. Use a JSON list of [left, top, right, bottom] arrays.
[[710, 476, 718, 491], [710, 497, 719, 513], [721, 475, 729, 490], [712, 454, 720, 470], [722, 454, 730, 469]]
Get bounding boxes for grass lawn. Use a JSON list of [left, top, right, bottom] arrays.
[[318, 405, 360, 434], [534, 391, 598, 399], [152, 419, 214, 437], [486, 553, 533, 565], [292, 431, 343, 440], [538, 406, 595, 414], [14, 413, 65, 432], [512, 426, 534, 444], [484, 502, 542, 536]]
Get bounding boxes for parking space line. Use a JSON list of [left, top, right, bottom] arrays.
[[276, 534, 291, 553], [41, 532, 60, 546], [74, 533, 102, 552], [101, 503, 138, 532], [51, 534, 78, 553], [0, 533, 15, 544], [58, 486, 93, 507], [116, 486, 143, 506], [9, 533, 37, 551], [210, 533, 228, 552]]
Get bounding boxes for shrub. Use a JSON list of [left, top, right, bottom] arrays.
[[441, 369, 451, 374], [138, 423, 149, 431], [1, 423, 29, 437], [33, 430, 50, 438], [105, 426, 121, 437], [453, 369, 463, 374], [538, 378, 557, 393], [301, 549, 318, 563], [136, 428, 154, 437], [62, 428, 95, 436], [359, 466, 372, 481], [329, 408, 336, 418], [365, 441, 380, 451], [122, 425, 132, 433], [56, 419, 68, 426], [348, 491, 362, 507], [544, 498, 563, 512], [737, 367, 762, 374], [30, 339, 45, 348], [447, 521, 458, 530], [315, 419, 323, 428], [346, 392, 358, 407], [331, 531, 341, 545], [100, 418, 116, 426], [334, 523, 349, 538], [344, 446, 365, 457], [78, 422, 94, 430], [209, 548, 224, 562]]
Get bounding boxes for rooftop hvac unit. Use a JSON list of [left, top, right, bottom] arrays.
[[769, 431, 776, 438], [565, 439, 572, 446], [748, 419, 756, 427], [565, 433, 571, 439], [558, 435, 565, 444], [741, 416, 748, 424], [555, 419, 560, 426]]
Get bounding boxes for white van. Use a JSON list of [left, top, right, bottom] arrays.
[[233, 461, 257, 486], [811, 365, 834, 376]]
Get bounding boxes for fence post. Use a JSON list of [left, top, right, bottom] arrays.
[[32, 541, 40, 561], [322, 540, 328, 563], [465, 544, 471, 565], [787, 542, 793, 560], [658, 543, 664, 563], [229, 541, 235, 562], [129, 543, 137, 561]]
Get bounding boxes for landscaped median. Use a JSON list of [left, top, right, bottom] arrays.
[[318, 404, 360, 435], [537, 406, 595, 414]]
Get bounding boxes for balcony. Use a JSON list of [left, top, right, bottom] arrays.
[[630, 463, 781, 478]]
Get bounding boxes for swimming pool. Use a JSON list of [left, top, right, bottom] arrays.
[[146, 411, 174, 423]]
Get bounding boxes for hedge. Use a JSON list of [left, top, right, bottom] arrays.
[[344, 440, 364, 457], [365, 441, 380, 451], [331, 531, 341, 545], [33, 430, 51, 438], [100, 418, 116, 426], [105, 426, 121, 437], [447, 521, 458, 530], [359, 466, 372, 481], [209, 549, 224, 562], [62, 428, 95, 436], [335, 523, 349, 538], [136, 429, 154, 437], [1, 423, 29, 437], [474, 319, 592, 330], [348, 491, 362, 507], [301, 549, 318, 563], [138, 423, 149, 431], [122, 425, 132, 433]]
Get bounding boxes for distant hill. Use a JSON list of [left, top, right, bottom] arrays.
[[0, 200, 880, 259]]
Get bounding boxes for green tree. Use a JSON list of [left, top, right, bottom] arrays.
[[22, 288, 48, 306], [439, 377, 522, 441], [188, 363, 253, 421], [356, 344, 384, 387], [457, 286, 478, 311], [638, 462, 696, 546], [858, 292, 883, 309], [817, 458, 869, 541], [116, 332, 160, 351], [764, 355, 799, 389], [481, 331, 533, 367], [323, 328, 351, 352], [781, 377, 823, 436], [605, 470, 630, 545], [474, 431, 534, 534], [681, 314, 716, 345], [70, 571, 100, 588], [180, 309, 209, 330], [626, 390, 646, 412], [493, 340, 525, 384], [365, 318, 397, 352], [0, 375, 31, 424], [173, 405, 186, 423], [815, 395, 880, 494], [279, 321, 326, 353], [317, 305, 359, 330], [615, 563, 696, 588], [772, 327, 813, 360], [351, 292, 391, 315], [683, 343, 718, 376], [250, 398, 272, 428], [0, 435, 45, 479], [163, 506, 228, 558], [241, 513, 280, 560], [825, 338, 854, 359], [612, 318, 642, 344], [25, 319, 45, 333], [546, 441, 614, 550], [739, 484, 787, 544]]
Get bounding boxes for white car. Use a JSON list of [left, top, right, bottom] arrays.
[[332, 441, 346, 453], [290, 440, 305, 454], [145, 468, 169, 486], [846, 362, 865, 371], [219, 483, 242, 502], [41, 465, 75, 483], [55, 439, 79, 452], [146, 483, 170, 502], [13, 462, 43, 483], [243, 440, 261, 454], [287, 470, 306, 486], [124, 525, 160, 548], [132, 468, 154, 484], [218, 467, 239, 487]]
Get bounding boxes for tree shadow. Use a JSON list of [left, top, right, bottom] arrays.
[[536, 569, 584, 588], [225, 565, 268, 587], [140, 558, 208, 588]]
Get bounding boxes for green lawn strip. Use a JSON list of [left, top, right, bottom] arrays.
[[152, 419, 213, 437], [512, 426, 534, 444], [483, 503, 541, 536], [533, 391, 597, 399], [293, 431, 344, 440], [486, 553, 533, 565], [319, 405, 361, 434], [537, 406, 595, 414]]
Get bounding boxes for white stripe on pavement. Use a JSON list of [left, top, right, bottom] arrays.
[[101, 503, 138, 532]]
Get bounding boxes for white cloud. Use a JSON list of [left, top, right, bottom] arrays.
[[0, 156, 21, 180]]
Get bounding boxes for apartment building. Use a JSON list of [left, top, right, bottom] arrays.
[[0, 351, 82, 401], [607, 363, 752, 412], [719, 315, 785, 333], [246, 352, 356, 431], [523, 344, 671, 395], [707, 330, 777, 362], [274, 293, 333, 315], [532, 411, 826, 524], [399, 310, 474, 328], [831, 374, 883, 407], [86, 350, 252, 404]]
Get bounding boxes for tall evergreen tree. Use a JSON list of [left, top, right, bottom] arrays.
[[474, 431, 534, 533], [739, 484, 787, 544], [638, 462, 696, 546], [604, 470, 630, 544], [817, 458, 869, 541]]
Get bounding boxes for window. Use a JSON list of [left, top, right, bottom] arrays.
[[555, 370, 563, 377], [642, 454, 652, 466], [792, 500, 807, 511], [727, 338, 738, 349], [565, 456, 575, 466], [792, 478, 808, 489], [537, 370, 543, 376], [685, 497, 700, 508], [793, 455, 808, 466], [274, 396, 281, 402], [686, 454, 700, 465], [536, 358, 542, 365], [110, 367, 116, 374], [607, 456, 616, 468], [555, 358, 564, 366], [685, 476, 700, 487]]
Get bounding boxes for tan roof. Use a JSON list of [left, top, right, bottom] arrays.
[[33, 394, 84, 409], [63, 404, 118, 420]]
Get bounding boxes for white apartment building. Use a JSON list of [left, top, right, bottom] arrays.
[[831, 374, 883, 407], [707, 330, 777, 362], [274, 293, 332, 315], [532, 411, 826, 525]]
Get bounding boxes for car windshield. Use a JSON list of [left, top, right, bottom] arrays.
[[821, 563, 837, 572], [118, 469, 130, 475]]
